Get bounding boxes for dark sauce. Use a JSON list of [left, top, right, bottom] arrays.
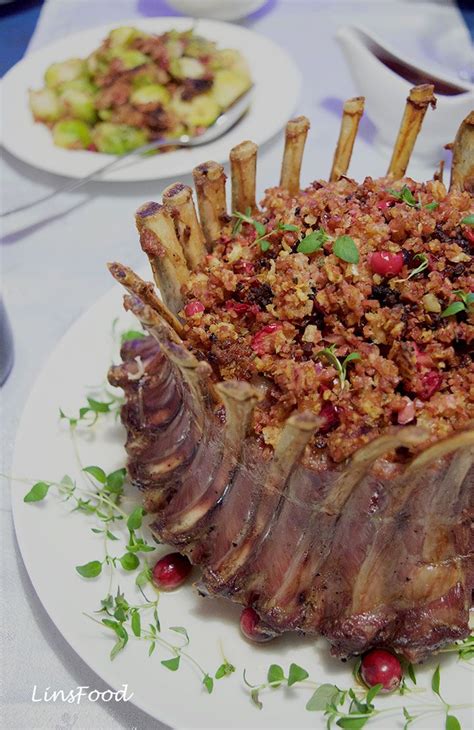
[[376, 49, 468, 97]]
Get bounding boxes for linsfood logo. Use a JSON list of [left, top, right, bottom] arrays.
[[31, 684, 134, 704]]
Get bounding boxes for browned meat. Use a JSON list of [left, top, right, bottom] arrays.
[[108, 332, 473, 663]]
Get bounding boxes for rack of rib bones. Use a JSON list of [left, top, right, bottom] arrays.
[[108, 85, 474, 663]]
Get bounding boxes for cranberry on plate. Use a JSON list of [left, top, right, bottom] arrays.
[[240, 607, 274, 642], [360, 649, 403, 693], [369, 251, 404, 277], [152, 552, 192, 590]]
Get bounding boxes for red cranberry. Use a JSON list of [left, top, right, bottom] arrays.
[[184, 300, 205, 317], [418, 370, 442, 400], [377, 199, 393, 212], [413, 343, 433, 370], [369, 251, 404, 276], [251, 323, 283, 355], [152, 552, 191, 590], [319, 402, 340, 434], [87, 143, 98, 152], [225, 300, 250, 315], [463, 227, 474, 246], [239, 607, 273, 643], [360, 649, 403, 693]]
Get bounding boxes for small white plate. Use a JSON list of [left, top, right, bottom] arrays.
[[10, 276, 473, 729], [1, 17, 301, 182]]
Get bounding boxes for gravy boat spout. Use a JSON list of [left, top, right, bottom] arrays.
[[335, 25, 474, 162]]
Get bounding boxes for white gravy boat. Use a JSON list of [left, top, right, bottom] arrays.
[[336, 25, 474, 162]]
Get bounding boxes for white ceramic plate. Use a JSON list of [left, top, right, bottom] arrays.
[[1, 17, 301, 182], [10, 278, 473, 729]]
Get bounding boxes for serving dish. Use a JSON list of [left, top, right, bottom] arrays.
[[1, 17, 301, 182], [11, 88, 473, 729], [336, 25, 474, 161], [165, 0, 268, 21], [28, 25, 252, 154]]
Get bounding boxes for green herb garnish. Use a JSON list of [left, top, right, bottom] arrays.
[[333, 234, 360, 263], [441, 290, 474, 318], [296, 227, 360, 264], [388, 185, 439, 211], [315, 344, 361, 388], [232, 209, 299, 252], [406, 253, 429, 280], [297, 228, 328, 254], [461, 214, 474, 226]]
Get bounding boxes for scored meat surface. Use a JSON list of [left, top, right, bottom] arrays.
[[109, 331, 473, 663]]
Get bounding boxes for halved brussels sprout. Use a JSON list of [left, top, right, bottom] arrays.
[[29, 88, 62, 123], [170, 93, 220, 128], [86, 50, 109, 77], [59, 89, 97, 123], [169, 57, 205, 80], [130, 84, 170, 108], [108, 26, 140, 48], [45, 58, 86, 89], [131, 68, 157, 88], [92, 123, 148, 155], [165, 38, 185, 60], [210, 49, 250, 77], [211, 70, 251, 109], [60, 77, 98, 95], [108, 48, 148, 70], [52, 119, 92, 149], [98, 109, 113, 121], [184, 35, 216, 59]]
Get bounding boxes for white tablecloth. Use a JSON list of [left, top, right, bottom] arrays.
[[0, 1, 468, 728]]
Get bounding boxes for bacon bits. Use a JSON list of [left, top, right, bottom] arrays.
[[319, 402, 340, 433], [397, 398, 416, 425], [250, 323, 283, 355], [418, 370, 442, 400], [369, 251, 404, 276]]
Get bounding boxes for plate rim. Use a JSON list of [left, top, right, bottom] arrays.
[[1, 16, 302, 182]]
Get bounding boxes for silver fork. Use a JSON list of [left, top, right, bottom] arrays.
[[2, 88, 253, 218]]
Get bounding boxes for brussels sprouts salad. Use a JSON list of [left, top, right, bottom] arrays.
[[28, 26, 252, 154]]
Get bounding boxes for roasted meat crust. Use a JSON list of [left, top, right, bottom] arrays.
[[180, 176, 473, 464], [108, 334, 473, 663]]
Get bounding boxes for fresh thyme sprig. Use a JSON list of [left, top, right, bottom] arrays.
[[245, 661, 470, 729], [406, 253, 429, 281], [315, 344, 361, 388], [232, 208, 299, 251], [19, 393, 226, 694], [387, 185, 439, 211]]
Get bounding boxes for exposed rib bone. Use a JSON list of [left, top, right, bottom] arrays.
[[215, 381, 262, 452], [135, 202, 189, 313], [449, 111, 474, 193], [406, 427, 474, 473], [162, 183, 207, 270], [387, 84, 436, 178], [280, 116, 311, 194], [108, 261, 184, 338], [192, 162, 228, 248], [329, 98, 364, 182], [322, 427, 427, 515], [230, 140, 258, 214], [123, 294, 210, 426]]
